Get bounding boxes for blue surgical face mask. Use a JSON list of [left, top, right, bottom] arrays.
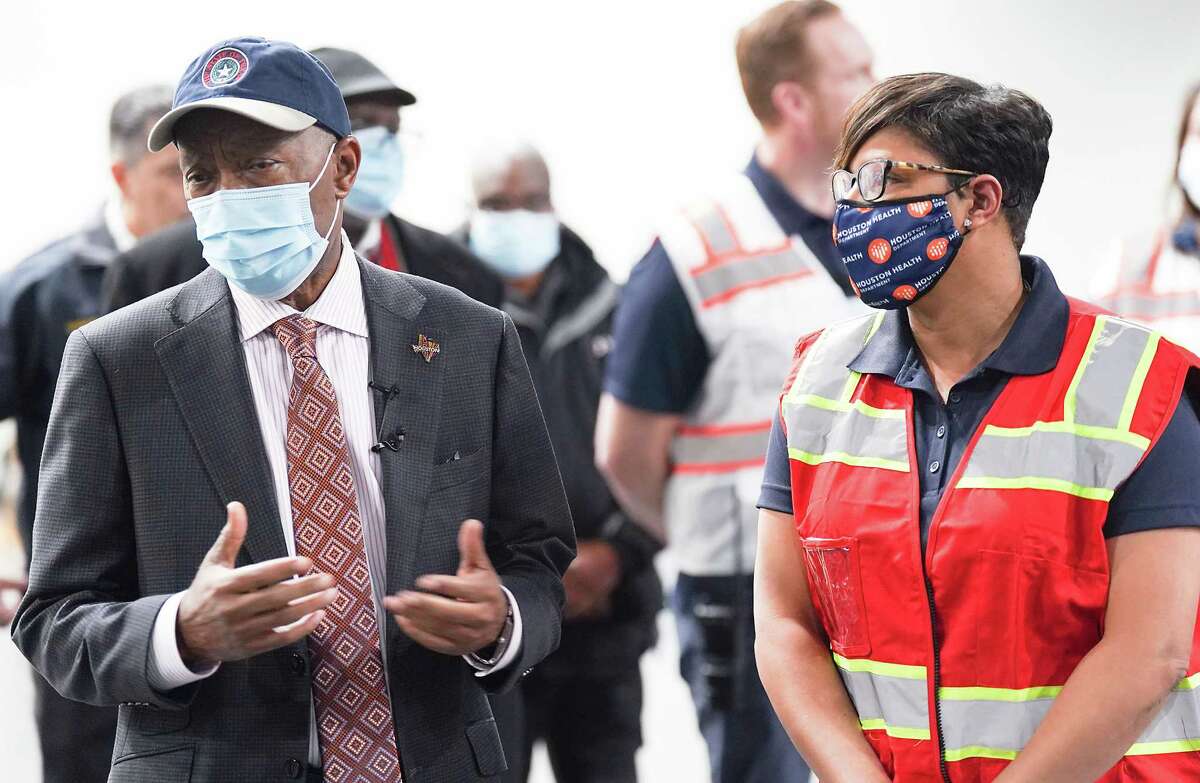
[[188, 142, 341, 300], [469, 209, 561, 279], [834, 191, 965, 309], [344, 126, 406, 220]]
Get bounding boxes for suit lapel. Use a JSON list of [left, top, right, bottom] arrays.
[[359, 258, 444, 659], [154, 269, 286, 565]]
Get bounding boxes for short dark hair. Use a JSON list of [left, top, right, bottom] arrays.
[[834, 73, 1053, 250], [735, 0, 842, 127], [109, 84, 174, 167]]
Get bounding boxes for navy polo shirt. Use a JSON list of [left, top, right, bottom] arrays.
[[605, 155, 854, 413], [758, 256, 1200, 547]]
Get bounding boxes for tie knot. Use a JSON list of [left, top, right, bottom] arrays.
[[272, 315, 319, 360]]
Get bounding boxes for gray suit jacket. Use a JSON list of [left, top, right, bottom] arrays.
[[12, 258, 575, 782]]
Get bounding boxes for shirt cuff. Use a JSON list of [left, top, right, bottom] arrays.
[[148, 591, 220, 692], [463, 586, 523, 677]]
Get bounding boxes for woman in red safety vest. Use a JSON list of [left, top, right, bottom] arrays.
[[755, 72, 1200, 783]]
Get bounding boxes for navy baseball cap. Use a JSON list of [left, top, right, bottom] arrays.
[[148, 36, 352, 151]]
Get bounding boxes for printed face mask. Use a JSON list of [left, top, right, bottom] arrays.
[[833, 192, 965, 309], [188, 142, 341, 300]]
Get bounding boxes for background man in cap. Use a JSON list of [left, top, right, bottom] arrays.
[[0, 83, 187, 783], [101, 45, 503, 312], [13, 37, 573, 783]]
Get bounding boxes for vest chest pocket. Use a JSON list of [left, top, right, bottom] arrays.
[[800, 536, 871, 657]]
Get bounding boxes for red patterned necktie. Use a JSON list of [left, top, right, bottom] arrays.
[[272, 315, 403, 783]]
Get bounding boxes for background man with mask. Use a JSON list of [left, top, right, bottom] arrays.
[[595, 3, 871, 781], [0, 83, 186, 783], [13, 37, 573, 783], [458, 142, 661, 783], [756, 72, 1200, 783], [101, 45, 502, 312]]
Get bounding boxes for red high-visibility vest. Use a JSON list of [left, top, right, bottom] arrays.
[[781, 298, 1200, 782]]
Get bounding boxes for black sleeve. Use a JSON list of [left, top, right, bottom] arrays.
[[756, 410, 794, 514], [1105, 377, 1200, 537], [101, 251, 146, 313], [603, 240, 710, 413]]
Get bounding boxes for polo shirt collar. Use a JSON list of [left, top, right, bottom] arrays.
[[228, 231, 368, 342], [848, 255, 1068, 381], [743, 153, 828, 237]]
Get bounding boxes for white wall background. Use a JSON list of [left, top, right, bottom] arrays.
[[1, 3, 1198, 780], [4, 0, 1200, 297]]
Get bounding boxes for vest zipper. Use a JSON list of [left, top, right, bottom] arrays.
[[923, 574, 951, 783]]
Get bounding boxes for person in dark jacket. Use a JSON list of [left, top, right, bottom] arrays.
[[102, 46, 502, 312], [461, 141, 661, 783], [0, 83, 187, 783]]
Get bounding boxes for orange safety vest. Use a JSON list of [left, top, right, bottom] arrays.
[[1098, 226, 1200, 355], [781, 299, 1200, 781]]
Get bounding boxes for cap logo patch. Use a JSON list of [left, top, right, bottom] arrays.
[[202, 48, 250, 89]]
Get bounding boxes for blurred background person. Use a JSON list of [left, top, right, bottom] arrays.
[[0, 83, 185, 783], [1095, 84, 1200, 351], [595, 2, 872, 781], [102, 46, 503, 312], [459, 142, 662, 783]]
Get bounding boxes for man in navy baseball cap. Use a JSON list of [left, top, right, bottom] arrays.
[[13, 32, 574, 783], [148, 36, 351, 151]]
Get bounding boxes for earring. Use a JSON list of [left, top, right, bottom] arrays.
[[963, 217, 973, 233]]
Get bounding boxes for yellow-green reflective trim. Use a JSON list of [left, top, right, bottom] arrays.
[[858, 718, 931, 740], [1118, 330, 1161, 432], [832, 652, 927, 680], [1175, 671, 1200, 691], [956, 475, 1113, 501], [790, 448, 909, 472], [1064, 316, 1107, 425], [944, 746, 1019, 762], [864, 311, 885, 344], [980, 420, 1150, 451], [938, 684, 1062, 702], [1125, 738, 1200, 756], [838, 371, 862, 404], [786, 394, 906, 419]]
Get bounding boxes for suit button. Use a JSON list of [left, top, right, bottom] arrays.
[[286, 758, 303, 779], [290, 652, 307, 676]]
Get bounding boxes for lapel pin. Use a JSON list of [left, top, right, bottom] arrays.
[[412, 334, 441, 363]]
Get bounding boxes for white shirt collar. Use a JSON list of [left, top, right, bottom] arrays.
[[228, 231, 369, 343], [103, 198, 137, 254]]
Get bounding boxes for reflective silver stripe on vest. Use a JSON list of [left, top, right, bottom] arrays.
[[787, 315, 881, 403], [1067, 317, 1157, 430], [834, 654, 931, 740], [957, 316, 1159, 500], [940, 676, 1200, 761], [785, 401, 908, 470], [960, 426, 1145, 498], [692, 249, 810, 305], [691, 205, 738, 256], [671, 427, 771, 467]]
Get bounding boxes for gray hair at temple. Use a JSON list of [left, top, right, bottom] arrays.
[[109, 84, 175, 167]]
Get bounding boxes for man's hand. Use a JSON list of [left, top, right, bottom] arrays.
[[176, 502, 338, 669], [383, 519, 507, 656], [563, 540, 621, 620], [0, 575, 27, 627]]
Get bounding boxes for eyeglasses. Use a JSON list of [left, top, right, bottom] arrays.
[[832, 159, 979, 203]]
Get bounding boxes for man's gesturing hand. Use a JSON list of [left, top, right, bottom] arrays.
[[176, 502, 338, 669], [384, 519, 508, 657]]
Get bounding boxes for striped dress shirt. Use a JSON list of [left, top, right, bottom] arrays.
[[147, 234, 520, 768]]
